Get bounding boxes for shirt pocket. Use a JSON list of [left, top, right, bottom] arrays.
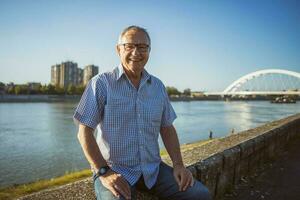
[[103, 97, 132, 129]]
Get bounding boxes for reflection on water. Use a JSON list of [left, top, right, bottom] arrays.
[[0, 101, 299, 187]]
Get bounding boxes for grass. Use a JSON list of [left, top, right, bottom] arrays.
[[0, 138, 214, 200], [0, 169, 92, 200]]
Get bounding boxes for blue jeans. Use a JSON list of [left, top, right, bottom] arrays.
[[94, 162, 212, 200]]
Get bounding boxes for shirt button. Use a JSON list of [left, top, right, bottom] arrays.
[[139, 130, 142, 133], [138, 114, 141, 117]]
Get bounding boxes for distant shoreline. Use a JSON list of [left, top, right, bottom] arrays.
[[0, 94, 81, 103], [0, 94, 298, 103]]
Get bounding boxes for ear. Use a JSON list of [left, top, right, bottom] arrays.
[[116, 45, 121, 56]]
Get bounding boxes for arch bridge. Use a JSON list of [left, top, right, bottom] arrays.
[[221, 69, 300, 96]]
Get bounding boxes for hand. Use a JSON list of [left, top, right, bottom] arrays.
[[99, 169, 131, 199], [173, 164, 194, 192]]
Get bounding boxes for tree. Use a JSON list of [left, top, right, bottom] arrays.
[[67, 84, 76, 95], [7, 87, 15, 94], [166, 86, 181, 96], [40, 84, 48, 94], [0, 82, 5, 93], [75, 85, 85, 95], [48, 84, 56, 94], [183, 88, 191, 96], [14, 85, 21, 95], [13, 85, 28, 95]]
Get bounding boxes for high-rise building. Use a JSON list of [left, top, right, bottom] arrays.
[[77, 68, 83, 86], [51, 64, 60, 86], [59, 61, 78, 88], [51, 62, 99, 88], [83, 65, 99, 85]]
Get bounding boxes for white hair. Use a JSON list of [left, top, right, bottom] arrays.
[[117, 25, 151, 46]]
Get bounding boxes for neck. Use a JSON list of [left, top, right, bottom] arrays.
[[123, 67, 143, 89], [124, 68, 142, 80]]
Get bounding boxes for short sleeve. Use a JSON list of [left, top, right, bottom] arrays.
[[73, 77, 106, 129], [160, 85, 177, 128]]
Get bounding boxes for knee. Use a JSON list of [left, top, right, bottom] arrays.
[[189, 181, 212, 200], [198, 186, 212, 200]]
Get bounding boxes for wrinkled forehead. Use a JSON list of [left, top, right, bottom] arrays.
[[120, 30, 150, 45]]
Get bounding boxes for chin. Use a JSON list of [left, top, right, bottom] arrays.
[[130, 63, 145, 71]]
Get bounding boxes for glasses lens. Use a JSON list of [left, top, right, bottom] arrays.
[[137, 44, 149, 52], [123, 44, 149, 52], [124, 44, 136, 51]]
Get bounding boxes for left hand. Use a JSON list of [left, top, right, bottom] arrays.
[[173, 164, 195, 192]]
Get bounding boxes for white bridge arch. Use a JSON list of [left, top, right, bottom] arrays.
[[222, 69, 300, 95]]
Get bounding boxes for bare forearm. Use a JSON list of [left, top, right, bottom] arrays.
[[77, 124, 107, 171], [160, 125, 184, 167]]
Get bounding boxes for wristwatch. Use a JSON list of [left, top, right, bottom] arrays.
[[94, 166, 110, 181]]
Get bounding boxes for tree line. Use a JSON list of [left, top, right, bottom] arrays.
[[0, 83, 85, 95], [0, 82, 191, 96], [165, 87, 191, 96]]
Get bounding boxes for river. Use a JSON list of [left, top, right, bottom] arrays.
[[0, 101, 299, 187]]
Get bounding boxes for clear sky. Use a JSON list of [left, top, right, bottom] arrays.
[[0, 0, 299, 91]]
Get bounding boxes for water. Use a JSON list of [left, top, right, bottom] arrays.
[[0, 101, 299, 187]]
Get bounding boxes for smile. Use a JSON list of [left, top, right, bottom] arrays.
[[129, 58, 142, 62]]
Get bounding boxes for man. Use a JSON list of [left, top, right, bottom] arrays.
[[74, 26, 211, 200]]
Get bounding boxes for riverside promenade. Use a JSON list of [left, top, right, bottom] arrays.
[[17, 114, 300, 200]]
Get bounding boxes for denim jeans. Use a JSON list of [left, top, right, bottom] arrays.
[[93, 162, 212, 200]]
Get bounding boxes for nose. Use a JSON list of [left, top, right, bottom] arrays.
[[131, 47, 140, 55]]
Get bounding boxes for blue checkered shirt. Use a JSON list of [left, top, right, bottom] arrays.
[[73, 65, 177, 189]]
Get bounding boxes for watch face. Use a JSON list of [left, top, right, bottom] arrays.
[[100, 168, 107, 174]]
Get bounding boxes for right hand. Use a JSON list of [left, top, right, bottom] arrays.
[[99, 169, 131, 199]]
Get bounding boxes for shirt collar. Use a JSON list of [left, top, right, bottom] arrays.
[[116, 64, 125, 80], [116, 64, 151, 84]]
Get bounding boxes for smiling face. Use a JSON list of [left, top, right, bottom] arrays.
[[117, 29, 150, 74]]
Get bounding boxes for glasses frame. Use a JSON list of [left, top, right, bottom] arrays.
[[119, 43, 150, 53]]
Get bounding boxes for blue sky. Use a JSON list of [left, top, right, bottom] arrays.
[[0, 0, 299, 91]]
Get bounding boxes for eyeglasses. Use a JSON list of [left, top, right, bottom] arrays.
[[119, 43, 150, 52]]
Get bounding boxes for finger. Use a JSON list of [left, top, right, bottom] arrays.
[[183, 174, 192, 191], [109, 186, 121, 198], [190, 177, 195, 187], [174, 173, 181, 190], [179, 173, 186, 191], [114, 184, 130, 199], [181, 173, 190, 191], [117, 175, 131, 197]]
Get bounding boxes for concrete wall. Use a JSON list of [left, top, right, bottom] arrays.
[[137, 114, 300, 199]]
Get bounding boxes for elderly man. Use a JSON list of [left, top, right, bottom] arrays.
[[74, 26, 211, 200]]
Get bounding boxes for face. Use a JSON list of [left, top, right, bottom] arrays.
[[117, 29, 150, 73]]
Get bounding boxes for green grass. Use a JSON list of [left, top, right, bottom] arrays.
[[0, 169, 92, 200], [0, 138, 214, 200]]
